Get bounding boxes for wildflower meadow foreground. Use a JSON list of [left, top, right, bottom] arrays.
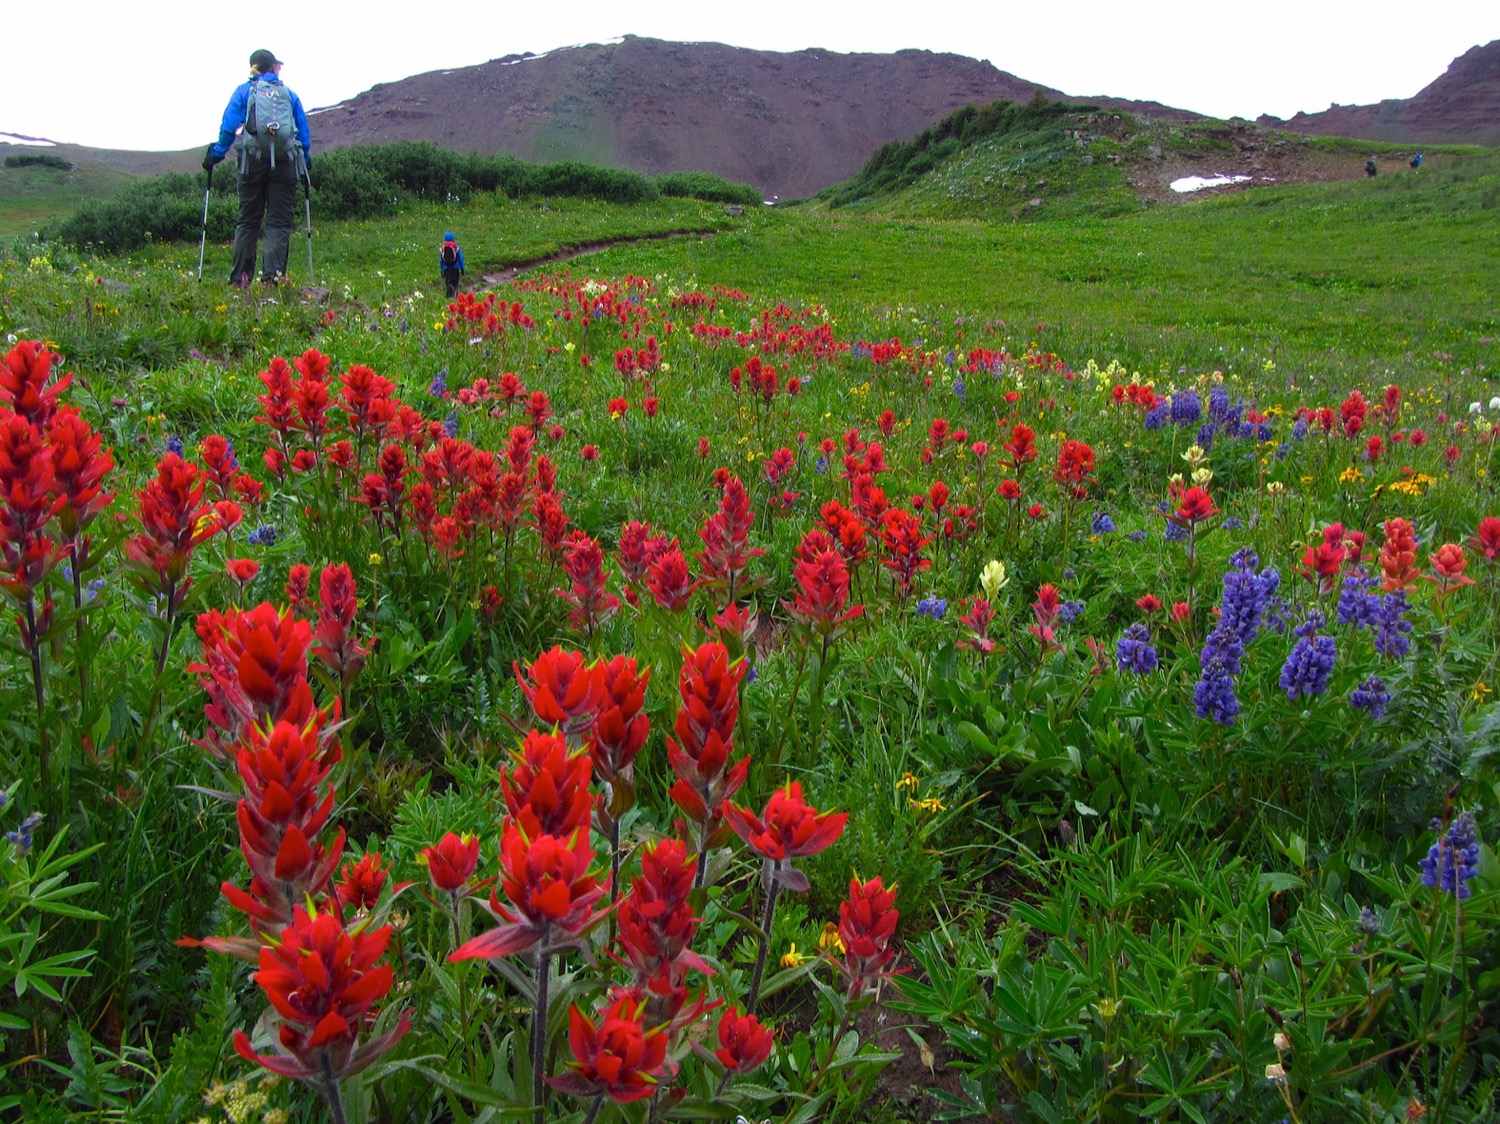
[[1, 256, 1499, 1123]]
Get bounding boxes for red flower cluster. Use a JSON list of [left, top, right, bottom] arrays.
[[233, 903, 410, 1083], [667, 641, 749, 851], [838, 877, 900, 1000]]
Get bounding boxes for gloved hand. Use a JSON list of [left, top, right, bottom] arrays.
[[202, 147, 222, 172]]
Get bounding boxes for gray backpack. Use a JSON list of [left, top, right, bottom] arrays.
[[242, 79, 299, 167]]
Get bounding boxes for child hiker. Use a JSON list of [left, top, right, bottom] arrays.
[[439, 232, 466, 298]]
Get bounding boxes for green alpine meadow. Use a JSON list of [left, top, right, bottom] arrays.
[[1, 106, 1499, 1122]]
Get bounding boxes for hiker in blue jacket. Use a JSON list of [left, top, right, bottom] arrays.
[[439, 232, 467, 298], [203, 50, 312, 288]]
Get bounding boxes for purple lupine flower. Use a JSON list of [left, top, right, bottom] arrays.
[[246, 524, 277, 547], [5, 810, 43, 855], [1275, 443, 1290, 460], [1280, 612, 1336, 699], [1357, 906, 1381, 934], [443, 410, 459, 439], [1291, 416, 1309, 441], [1091, 511, 1116, 535], [915, 596, 948, 620], [1170, 389, 1201, 426], [1336, 570, 1380, 629], [1194, 658, 1241, 725], [1197, 422, 1216, 451], [429, 367, 449, 397], [1208, 384, 1231, 422], [165, 434, 184, 458], [814, 455, 828, 475], [1223, 516, 1242, 531], [1128, 529, 1149, 543], [953, 377, 967, 402], [1420, 812, 1481, 899], [1374, 590, 1413, 659], [1116, 622, 1158, 674], [1219, 549, 1279, 648], [1059, 600, 1085, 624], [1143, 404, 1167, 430], [1350, 675, 1390, 718]]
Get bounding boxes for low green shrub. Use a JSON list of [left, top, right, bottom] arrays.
[[4, 153, 73, 172], [655, 170, 762, 205]]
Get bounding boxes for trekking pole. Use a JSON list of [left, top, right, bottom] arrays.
[[196, 165, 213, 282], [302, 167, 315, 285]]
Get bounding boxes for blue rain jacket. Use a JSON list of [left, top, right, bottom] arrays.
[[208, 74, 311, 163]]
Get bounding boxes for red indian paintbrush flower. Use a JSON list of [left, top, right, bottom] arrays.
[[450, 822, 608, 960], [1002, 423, 1038, 472], [0, 413, 65, 599], [515, 646, 604, 739], [877, 508, 933, 602], [191, 602, 321, 759], [838, 876, 900, 1000], [126, 453, 219, 607], [589, 656, 651, 785], [233, 903, 411, 1083], [501, 728, 593, 838], [725, 782, 847, 867], [714, 1008, 773, 1074], [422, 832, 481, 894], [696, 474, 765, 601], [614, 837, 709, 980], [1471, 516, 1500, 563], [225, 719, 345, 932], [666, 641, 748, 826], [1167, 485, 1219, 527], [336, 853, 394, 913], [1053, 439, 1096, 497], [548, 994, 674, 1104], [1028, 584, 1065, 656], [647, 545, 696, 612], [1379, 517, 1421, 592], [46, 406, 114, 544], [313, 563, 373, 688], [1427, 542, 1475, 597], [556, 533, 620, 636], [1, 340, 71, 426], [227, 558, 260, 587], [787, 532, 862, 639]]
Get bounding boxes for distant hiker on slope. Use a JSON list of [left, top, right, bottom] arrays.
[[1365, 158, 1377, 177], [1410, 152, 1424, 169], [440, 232, 467, 298], [203, 49, 311, 288]]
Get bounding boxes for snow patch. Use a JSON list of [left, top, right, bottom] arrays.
[[1171, 174, 1252, 193], [0, 132, 57, 147], [308, 104, 345, 116]]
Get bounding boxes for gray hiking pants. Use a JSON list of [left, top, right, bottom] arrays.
[[230, 151, 299, 285]]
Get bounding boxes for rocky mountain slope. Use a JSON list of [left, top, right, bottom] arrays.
[[1258, 39, 1500, 147], [305, 35, 1200, 199]]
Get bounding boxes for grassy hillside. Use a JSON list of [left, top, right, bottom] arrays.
[[814, 98, 1490, 222], [0, 156, 138, 237]]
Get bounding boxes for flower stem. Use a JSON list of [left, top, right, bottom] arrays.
[[321, 1054, 348, 1124], [532, 939, 553, 1123], [744, 863, 783, 1015]]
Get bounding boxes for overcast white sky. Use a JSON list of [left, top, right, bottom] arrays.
[[2, 1, 1495, 151]]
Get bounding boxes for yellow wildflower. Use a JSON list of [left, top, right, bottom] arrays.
[[895, 772, 920, 792], [1474, 682, 1492, 702], [780, 944, 808, 968], [368, 553, 383, 567], [1339, 466, 1364, 484], [910, 796, 946, 814], [818, 922, 845, 954]]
